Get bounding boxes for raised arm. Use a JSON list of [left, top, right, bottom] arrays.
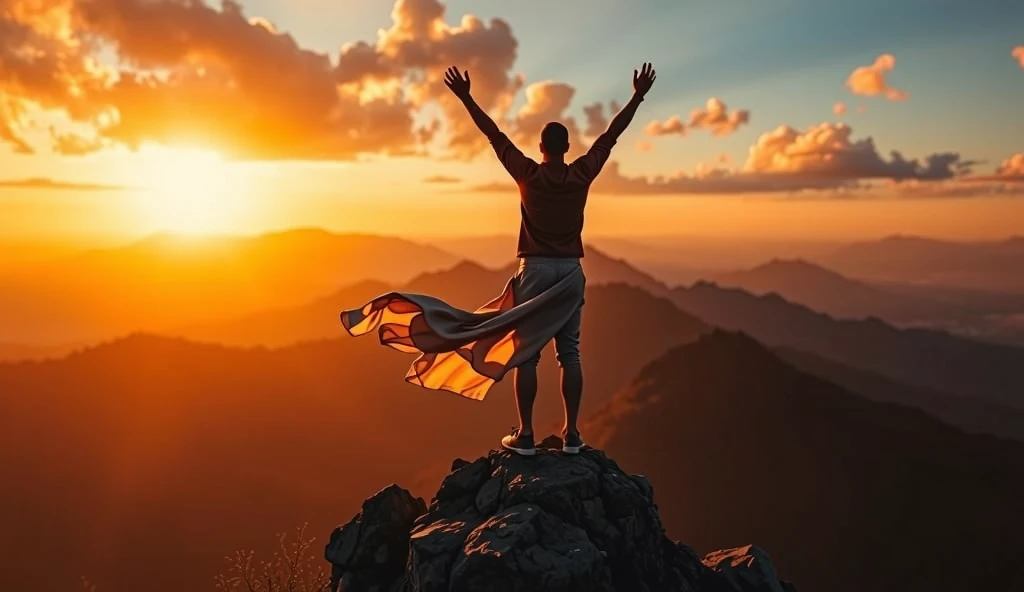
[[575, 63, 657, 181], [444, 67, 502, 140], [444, 66, 535, 181], [603, 62, 657, 141]]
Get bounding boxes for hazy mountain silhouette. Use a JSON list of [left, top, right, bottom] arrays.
[[0, 229, 458, 344], [433, 234, 837, 284], [177, 247, 671, 347], [0, 340, 84, 362], [777, 347, 1024, 440], [0, 284, 706, 592], [671, 282, 1024, 409], [712, 259, 962, 323], [819, 235, 1024, 292], [585, 330, 1024, 592]]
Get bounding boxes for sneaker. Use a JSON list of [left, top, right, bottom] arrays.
[[562, 431, 585, 454], [500, 428, 536, 456]]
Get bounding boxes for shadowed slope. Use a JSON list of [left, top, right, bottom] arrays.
[[671, 282, 1024, 408], [0, 284, 706, 592], [585, 330, 1024, 592], [777, 346, 1024, 440]]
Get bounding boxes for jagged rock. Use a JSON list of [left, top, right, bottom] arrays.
[[701, 546, 797, 592], [325, 444, 794, 592], [325, 484, 426, 592]]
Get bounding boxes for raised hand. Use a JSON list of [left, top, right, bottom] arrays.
[[444, 66, 472, 100], [632, 62, 656, 98]]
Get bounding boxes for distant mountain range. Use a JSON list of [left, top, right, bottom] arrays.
[[585, 330, 1024, 592], [0, 283, 706, 592], [0, 229, 459, 344], [12, 237, 1024, 434], [4, 232, 1024, 591], [672, 281, 1024, 409], [711, 258, 961, 323], [818, 235, 1024, 293], [174, 246, 670, 347], [777, 347, 1024, 441]]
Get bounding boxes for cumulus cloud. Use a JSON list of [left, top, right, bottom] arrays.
[[469, 122, 1011, 198], [962, 153, 1024, 183], [997, 153, 1024, 178], [0, 0, 534, 159], [845, 54, 908, 101], [591, 122, 975, 195], [582, 101, 618, 137], [743, 122, 970, 180], [508, 81, 584, 155], [646, 98, 750, 138], [833, 102, 847, 116], [1014, 46, 1024, 69]]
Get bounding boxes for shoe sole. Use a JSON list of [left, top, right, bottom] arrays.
[[562, 444, 582, 454], [501, 442, 536, 456]]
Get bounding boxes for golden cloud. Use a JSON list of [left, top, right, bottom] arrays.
[[845, 54, 908, 101], [645, 97, 750, 138], [0, 0, 531, 159], [577, 123, 981, 196]]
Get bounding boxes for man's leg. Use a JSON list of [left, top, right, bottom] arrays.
[[501, 261, 553, 456], [513, 352, 541, 436], [554, 303, 584, 444]]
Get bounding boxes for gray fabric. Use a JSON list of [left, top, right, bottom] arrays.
[[512, 257, 585, 367], [340, 261, 586, 401]]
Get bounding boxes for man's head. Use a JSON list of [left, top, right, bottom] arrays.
[[539, 121, 570, 158]]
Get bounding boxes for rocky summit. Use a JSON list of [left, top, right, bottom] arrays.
[[324, 438, 795, 592]]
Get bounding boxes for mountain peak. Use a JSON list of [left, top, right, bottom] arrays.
[[324, 444, 795, 592], [724, 258, 848, 283]]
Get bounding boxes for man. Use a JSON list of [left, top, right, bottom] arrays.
[[443, 62, 657, 456]]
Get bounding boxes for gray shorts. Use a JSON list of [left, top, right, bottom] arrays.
[[512, 256, 586, 367]]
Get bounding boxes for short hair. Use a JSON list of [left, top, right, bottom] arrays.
[[540, 121, 569, 154]]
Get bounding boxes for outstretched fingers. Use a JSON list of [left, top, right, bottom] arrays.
[[445, 66, 467, 82]]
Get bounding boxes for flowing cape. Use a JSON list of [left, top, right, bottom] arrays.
[[340, 267, 584, 400]]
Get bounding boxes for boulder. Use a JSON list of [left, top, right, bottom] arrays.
[[325, 440, 795, 591]]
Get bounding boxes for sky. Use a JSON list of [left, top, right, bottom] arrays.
[[1, 0, 1023, 244]]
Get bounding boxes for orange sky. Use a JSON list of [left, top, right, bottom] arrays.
[[0, 0, 1022, 246]]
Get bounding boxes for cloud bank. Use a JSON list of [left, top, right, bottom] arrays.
[[0, 0, 525, 159], [0, 0, 1017, 201], [472, 122, 1016, 198]]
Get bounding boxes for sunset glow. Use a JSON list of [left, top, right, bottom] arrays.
[[135, 146, 248, 234], [2, 3, 1024, 591], [0, 0, 1019, 245]]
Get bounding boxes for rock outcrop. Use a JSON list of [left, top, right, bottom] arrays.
[[325, 440, 795, 592]]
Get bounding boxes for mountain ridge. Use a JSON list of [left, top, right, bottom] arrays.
[[584, 329, 1024, 592]]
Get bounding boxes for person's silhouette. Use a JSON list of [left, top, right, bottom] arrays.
[[444, 62, 657, 455]]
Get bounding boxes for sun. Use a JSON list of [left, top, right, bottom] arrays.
[[136, 145, 247, 235]]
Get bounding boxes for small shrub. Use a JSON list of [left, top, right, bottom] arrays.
[[214, 524, 330, 592]]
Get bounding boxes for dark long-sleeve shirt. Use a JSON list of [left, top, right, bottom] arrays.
[[489, 132, 617, 258]]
